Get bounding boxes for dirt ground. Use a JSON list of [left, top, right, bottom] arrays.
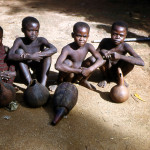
[[0, 0, 150, 150]]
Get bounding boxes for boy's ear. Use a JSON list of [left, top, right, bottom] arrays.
[[71, 32, 74, 38]]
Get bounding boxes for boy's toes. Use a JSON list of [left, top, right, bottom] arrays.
[[14, 86, 19, 92], [49, 85, 58, 92], [97, 80, 107, 88]]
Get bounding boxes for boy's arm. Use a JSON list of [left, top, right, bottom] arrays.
[[89, 44, 106, 71], [109, 43, 145, 66], [82, 44, 106, 77], [96, 39, 110, 58], [8, 38, 26, 61], [39, 38, 57, 57], [0, 70, 16, 80], [8, 38, 46, 62], [0, 47, 16, 80], [55, 48, 82, 74], [0, 63, 16, 80]]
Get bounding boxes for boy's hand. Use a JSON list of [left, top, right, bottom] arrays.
[[108, 52, 121, 61], [73, 68, 82, 74], [81, 67, 91, 77], [101, 49, 109, 59], [0, 71, 11, 81], [28, 51, 43, 62]]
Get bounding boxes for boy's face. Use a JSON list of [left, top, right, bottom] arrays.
[[22, 22, 39, 41], [111, 25, 127, 46], [0, 31, 3, 46], [72, 27, 89, 47]]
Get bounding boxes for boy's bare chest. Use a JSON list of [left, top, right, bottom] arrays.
[[113, 46, 126, 54], [21, 40, 42, 54], [106, 44, 126, 54], [69, 48, 88, 62]]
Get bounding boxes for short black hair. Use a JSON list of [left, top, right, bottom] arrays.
[[0, 26, 3, 34], [73, 22, 90, 33], [22, 16, 40, 29], [111, 21, 128, 32]]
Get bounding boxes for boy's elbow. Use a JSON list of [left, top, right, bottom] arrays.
[[98, 57, 106, 65], [54, 48, 57, 54], [139, 58, 145, 66], [55, 63, 60, 71], [53, 47, 57, 54], [141, 60, 145, 66]]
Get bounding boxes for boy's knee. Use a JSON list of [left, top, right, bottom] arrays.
[[64, 59, 73, 67], [89, 56, 96, 63], [43, 56, 51, 63], [15, 48, 25, 55], [120, 62, 134, 76], [69, 73, 74, 78], [83, 56, 96, 67]]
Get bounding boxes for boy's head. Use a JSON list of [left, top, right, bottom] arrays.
[[22, 16, 40, 41], [72, 22, 90, 47], [0, 26, 3, 46], [111, 21, 128, 45]]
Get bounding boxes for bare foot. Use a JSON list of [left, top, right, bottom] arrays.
[[97, 80, 107, 88], [79, 80, 96, 91], [14, 86, 19, 92], [49, 85, 58, 92]]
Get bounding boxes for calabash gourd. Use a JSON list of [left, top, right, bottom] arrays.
[[110, 67, 129, 103], [24, 79, 50, 107]]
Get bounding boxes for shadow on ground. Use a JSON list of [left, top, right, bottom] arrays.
[[0, 101, 139, 149]]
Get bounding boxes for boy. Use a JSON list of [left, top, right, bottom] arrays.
[[0, 26, 16, 84], [8, 16, 57, 86], [96, 21, 144, 87], [55, 22, 105, 90]]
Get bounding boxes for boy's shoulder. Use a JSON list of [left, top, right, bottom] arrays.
[[101, 38, 111, 43], [123, 42, 132, 50], [84, 43, 95, 50], [122, 42, 131, 48], [123, 42, 130, 46], [62, 43, 73, 50], [14, 37, 24, 43], [99, 38, 111, 47], [36, 37, 49, 44], [37, 37, 46, 40], [37, 37, 48, 41]]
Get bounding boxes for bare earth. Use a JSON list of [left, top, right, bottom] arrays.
[[0, 0, 150, 150]]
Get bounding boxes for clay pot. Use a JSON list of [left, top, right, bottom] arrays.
[[51, 82, 78, 126], [24, 79, 50, 108], [0, 80, 16, 107], [110, 67, 129, 103]]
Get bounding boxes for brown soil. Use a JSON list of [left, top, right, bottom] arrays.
[[0, 0, 150, 150]]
